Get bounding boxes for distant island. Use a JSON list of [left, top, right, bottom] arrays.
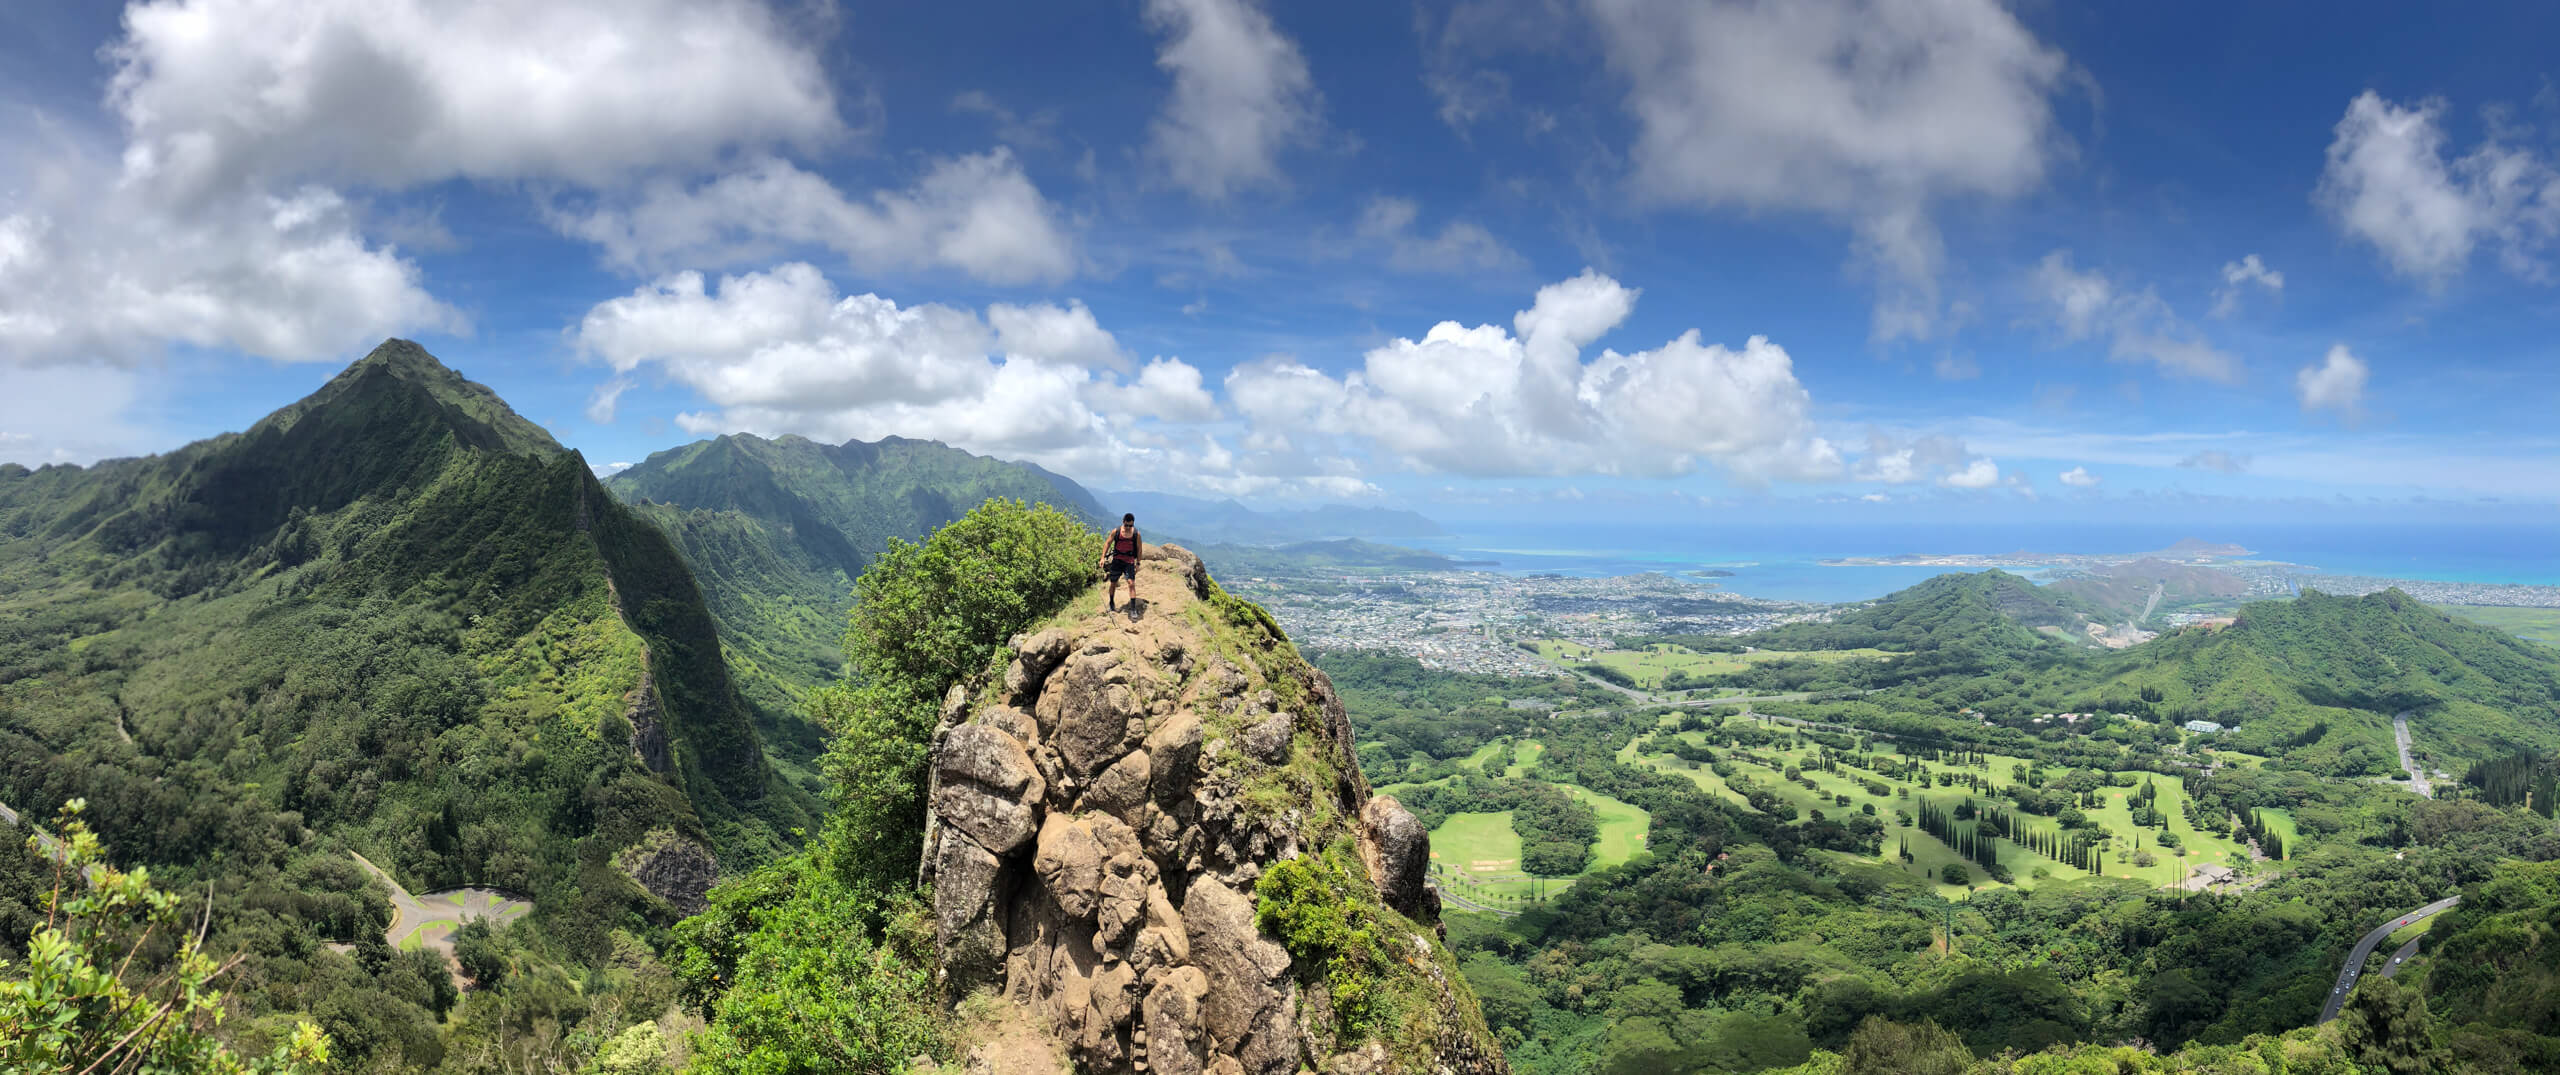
[[1821, 537, 2262, 569]]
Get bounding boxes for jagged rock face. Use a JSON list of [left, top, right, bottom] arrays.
[[922, 545, 1507, 1075], [623, 680, 671, 774], [613, 828, 718, 915]]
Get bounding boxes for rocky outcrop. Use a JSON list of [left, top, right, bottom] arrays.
[[922, 544, 1506, 1075], [613, 827, 717, 915]]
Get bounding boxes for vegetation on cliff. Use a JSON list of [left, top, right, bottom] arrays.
[[0, 341, 801, 1069], [673, 500, 1098, 1068]]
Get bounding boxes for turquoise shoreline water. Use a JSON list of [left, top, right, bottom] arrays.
[[1406, 522, 2560, 604]]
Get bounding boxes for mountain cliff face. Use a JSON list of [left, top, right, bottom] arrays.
[[605, 433, 1106, 776], [921, 545, 1505, 1075], [0, 340, 796, 926]]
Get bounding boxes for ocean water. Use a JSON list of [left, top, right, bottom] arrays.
[[1408, 521, 2560, 604]]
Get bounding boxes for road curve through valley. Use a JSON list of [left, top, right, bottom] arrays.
[[2319, 895, 2459, 1025], [347, 852, 532, 965]]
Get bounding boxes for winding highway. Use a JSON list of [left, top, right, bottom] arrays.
[[2319, 896, 2460, 1024]]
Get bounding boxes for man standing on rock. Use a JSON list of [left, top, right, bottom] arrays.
[[1103, 513, 1142, 612]]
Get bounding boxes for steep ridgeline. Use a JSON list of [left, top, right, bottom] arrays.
[[605, 433, 1104, 771], [0, 340, 799, 929], [922, 546, 1505, 1075]]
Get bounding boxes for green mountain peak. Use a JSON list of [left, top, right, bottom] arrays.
[[258, 338, 562, 458]]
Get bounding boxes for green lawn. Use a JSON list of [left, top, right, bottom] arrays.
[[1640, 753, 1755, 810], [1457, 739, 1509, 772], [2435, 604, 2560, 646], [2259, 807, 2300, 859], [1530, 640, 1892, 689], [1506, 739, 1545, 778], [1631, 713, 2264, 898], [1563, 785, 1650, 868], [1429, 812, 1541, 906], [1429, 781, 1655, 909]]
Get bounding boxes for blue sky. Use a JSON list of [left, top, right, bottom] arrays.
[[4, 0, 2560, 523]]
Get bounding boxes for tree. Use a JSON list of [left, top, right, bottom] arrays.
[[1838, 1016, 1972, 1075], [452, 917, 508, 988], [1940, 863, 1971, 886], [0, 802, 330, 1074], [2341, 974, 2433, 1075], [817, 500, 1101, 898]]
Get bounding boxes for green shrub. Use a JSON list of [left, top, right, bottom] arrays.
[[0, 802, 330, 1074], [1255, 854, 1389, 1033]]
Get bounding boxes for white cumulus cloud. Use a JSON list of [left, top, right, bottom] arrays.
[[2033, 251, 2240, 381], [1939, 458, 2002, 489], [0, 169, 458, 364], [2212, 254, 2285, 317], [2316, 91, 2560, 286], [2295, 344, 2369, 416], [107, 0, 841, 204], [1587, 0, 2072, 340], [3, 0, 865, 367], [1355, 197, 1525, 274], [1222, 269, 1842, 481], [1850, 433, 1979, 485], [549, 152, 1078, 284], [2058, 465, 2100, 487], [1144, 0, 1320, 199], [573, 263, 1302, 495]]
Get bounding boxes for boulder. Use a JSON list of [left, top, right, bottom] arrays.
[[1241, 713, 1293, 765], [1034, 814, 1106, 921], [1182, 877, 1293, 1063], [1083, 749, 1153, 821], [933, 834, 1011, 992], [1143, 711, 1203, 803], [1143, 967, 1211, 1075], [1358, 796, 1433, 920], [935, 724, 1044, 853], [1039, 649, 1150, 776]]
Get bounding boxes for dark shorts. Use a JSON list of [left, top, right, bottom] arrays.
[[1106, 558, 1137, 582]]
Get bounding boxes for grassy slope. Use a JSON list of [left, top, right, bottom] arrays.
[[607, 433, 1106, 779]]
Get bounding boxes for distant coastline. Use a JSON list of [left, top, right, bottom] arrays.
[[1819, 537, 2261, 569]]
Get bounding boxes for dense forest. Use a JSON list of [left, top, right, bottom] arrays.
[[1323, 585, 2560, 1073], [0, 343, 810, 1070]]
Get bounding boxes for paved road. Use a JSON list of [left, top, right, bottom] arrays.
[[348, 852, 531, 973], [2393, 713, 2432, 798], [2379, 936, 2424, 980], [0, 799, 64, 861], [1430, 881, 1521, 919], [2319, 895, 2459, 1024]]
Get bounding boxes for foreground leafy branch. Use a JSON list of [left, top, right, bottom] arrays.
[[0, 800, 329, 1074]]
